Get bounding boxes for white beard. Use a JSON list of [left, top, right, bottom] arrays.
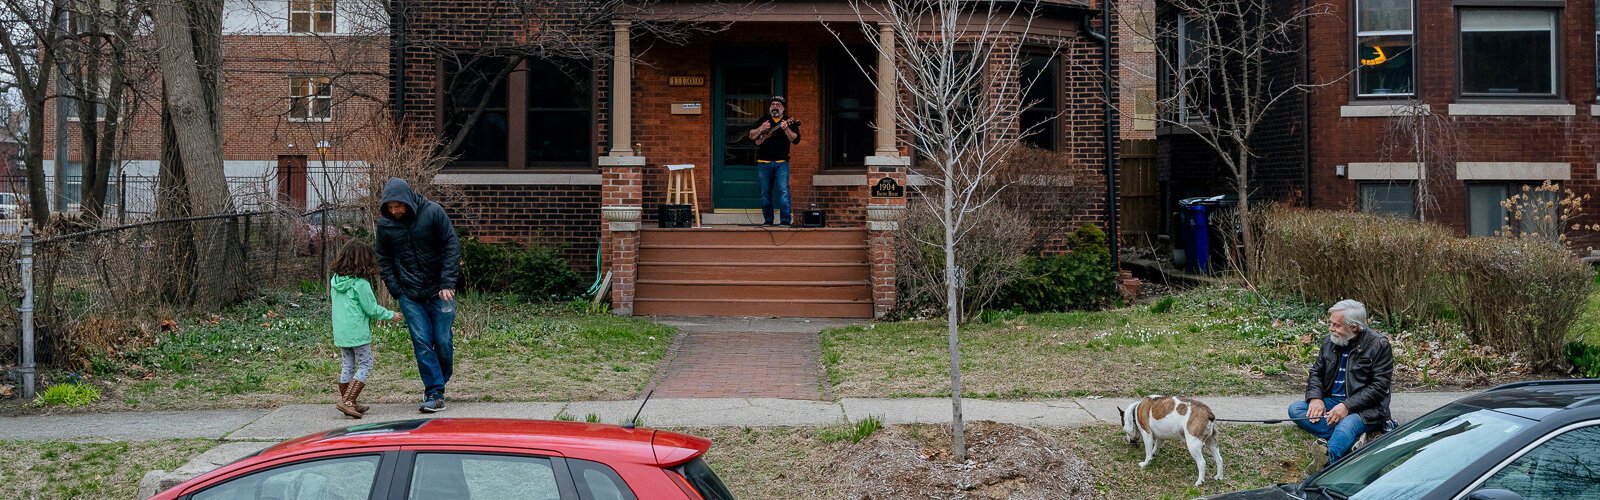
[[1330, 331, 1355, 346]]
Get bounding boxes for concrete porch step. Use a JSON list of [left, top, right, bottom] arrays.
[[633, 298, 874, 318]]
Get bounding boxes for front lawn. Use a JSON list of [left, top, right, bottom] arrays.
[[690, 422, 1320, 500], [0, 439, 216, 499], [3, 291, 673, 415], [823, 286, 1557, 399]]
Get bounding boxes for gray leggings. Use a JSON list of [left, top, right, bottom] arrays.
[[339, 344, 374, 383]]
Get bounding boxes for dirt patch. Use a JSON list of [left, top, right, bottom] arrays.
[[824, 421, 1096, 499]]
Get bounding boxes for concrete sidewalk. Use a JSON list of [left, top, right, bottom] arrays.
[[2, 391, 1472, 442]]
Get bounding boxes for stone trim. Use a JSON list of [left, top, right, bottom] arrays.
[[1447, 103, 1576, 116], [1339, 104, 1431, 118], [1455, 162, 1571, 181], [865, 155, 910, 167], [598, 156, 647, 166], [434, 172, 602, 185], [602, 205, 643, 232], [812, 174, 866, 187], [1347, 162, 1423, 181]]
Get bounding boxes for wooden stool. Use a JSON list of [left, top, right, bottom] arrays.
[[664, 164, 700, 227]]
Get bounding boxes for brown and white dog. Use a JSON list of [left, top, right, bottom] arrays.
[[1119, 395, 1224, 487]]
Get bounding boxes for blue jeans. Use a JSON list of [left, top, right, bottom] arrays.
[[757, 161, 791, 224], [1289, 398, 1368, 464], [399, 295, 455, 399]]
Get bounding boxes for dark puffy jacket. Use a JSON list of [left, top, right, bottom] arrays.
[[1305, 328, 1394, 425], [374, 178, 461, 299]]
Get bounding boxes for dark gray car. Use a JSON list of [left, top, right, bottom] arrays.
[[1207, 379, 1600, 500]]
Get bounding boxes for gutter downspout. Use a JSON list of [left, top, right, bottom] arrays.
[[1081, 3, 1118, 264], [391, 0, 407, 127]]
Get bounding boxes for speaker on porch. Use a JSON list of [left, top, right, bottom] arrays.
[[800, 206, 827, 228], [658, 204, 693, 228]]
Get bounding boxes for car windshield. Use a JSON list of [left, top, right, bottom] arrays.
[[678, 458, 734, 500], [1307, 403, 1535, 499]]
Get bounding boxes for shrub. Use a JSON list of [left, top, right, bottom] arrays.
[[1566, 342, 1600, 378], [992, 225, 1118, 313], [34, 382, 101, 408], [460, 237, 583, 300], [1254, 208, 1453, 322], [819, 415, 884, 444], [1443, 237, 1593, 370], [893, 204, 1032, 320]]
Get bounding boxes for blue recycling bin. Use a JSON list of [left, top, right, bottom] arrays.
[[1180, 200, 1211, 274]]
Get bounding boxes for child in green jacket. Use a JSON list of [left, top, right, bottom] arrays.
[[329, 240, 398, 418]]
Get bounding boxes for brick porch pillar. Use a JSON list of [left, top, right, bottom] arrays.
[[601, 202, 641, 316], [601, 20, 647, 316], [866, 169, 906, 319]]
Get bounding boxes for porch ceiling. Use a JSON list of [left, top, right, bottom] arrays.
[[623, 1, 1094, 24]]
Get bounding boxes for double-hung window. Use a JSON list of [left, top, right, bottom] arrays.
[[1459, 9, 1558, 97], [289, 76, 333, 122], [1175, 15, 1209, 123], [1355, 0, 1415, 97], [289, 0, 335, 34]]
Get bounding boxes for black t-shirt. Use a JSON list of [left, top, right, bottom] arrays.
[[751, 116, 802, 162]]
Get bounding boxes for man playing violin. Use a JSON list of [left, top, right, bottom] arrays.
[[748, 95, 802, 226]]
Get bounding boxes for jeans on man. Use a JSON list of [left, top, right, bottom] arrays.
[[757, 161, 792, 225], [1288, 398, 1368, 464], [399, 294, 455, 399]]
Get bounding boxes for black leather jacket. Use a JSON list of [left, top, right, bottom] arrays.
[[1305, 328, 1393, 425], [375, 178, 461, 300]]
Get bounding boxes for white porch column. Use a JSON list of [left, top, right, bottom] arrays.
[[870, 22, 902, 161], [608, 21, 642, 161]]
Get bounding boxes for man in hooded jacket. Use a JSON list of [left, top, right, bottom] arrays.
[[374, 178, 461, 413]]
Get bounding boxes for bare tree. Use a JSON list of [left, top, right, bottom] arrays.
[[0, 0, 66, 226], [1378, 101, 1463, 221], [1152, 0, 1331, 264], [836, 0, 1063, 462], [61, 0, 148, 222]]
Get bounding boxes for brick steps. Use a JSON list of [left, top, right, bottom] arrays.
[[632, 228, 872, 318]]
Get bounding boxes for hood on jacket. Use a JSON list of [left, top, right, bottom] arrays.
[[330, 274, 369, 294], [380, 177, 422, 222]]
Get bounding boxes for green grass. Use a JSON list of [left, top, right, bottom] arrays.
[[823, 286, 1557, 400], [34, 383, 102, 408], [3, 291, 674, 415], [1573, 273, 1600, 347], [0, 439, 217, 499], [817, 415, 883, 444]]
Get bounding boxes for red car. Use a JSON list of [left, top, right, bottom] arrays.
[[151, 418, 735, 500]]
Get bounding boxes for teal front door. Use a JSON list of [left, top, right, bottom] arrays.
[[712, 47, 785, 210]]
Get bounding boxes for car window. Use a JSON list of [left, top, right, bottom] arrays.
[[191, 455, 380, 500], [677, 458, 733, 500], [567, 459, 636, 500], [1307, 404, 1532, 499], [407, 453, 561, 500], [1477, 424, 1600, 500]]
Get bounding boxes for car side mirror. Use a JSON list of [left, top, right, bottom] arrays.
[[1468, 489, 1524, 500]]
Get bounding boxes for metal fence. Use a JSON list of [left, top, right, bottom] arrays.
[[3, 210, 326, 384]]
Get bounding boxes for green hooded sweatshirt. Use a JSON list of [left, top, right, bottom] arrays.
[[330, 274, 395, 348]]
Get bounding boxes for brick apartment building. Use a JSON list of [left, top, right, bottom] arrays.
[[395, 0, 1121, 318], [42, 0, 389, 217], [1157, 0, 1599, 248]]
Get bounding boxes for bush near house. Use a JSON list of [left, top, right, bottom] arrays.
[[993, 225, 1119, 313], [459, 236, 583, 301], [1255, 209, 1594, 370]]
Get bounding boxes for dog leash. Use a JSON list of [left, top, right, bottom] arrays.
[[1213, 416, 1317, 424]]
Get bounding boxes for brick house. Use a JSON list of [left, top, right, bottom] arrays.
[[1157, 0, 1599, 248], [42, 0, 389, 217], [394, 0, 1121, 318]]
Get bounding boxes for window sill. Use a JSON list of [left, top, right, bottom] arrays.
[[1455, 162, 1570, 181], [1447, 103, 1575, 116], [1591, 103, 1599, 116], [1340, 104, 1431, 118], [1347, 162, 1423, 180], [812, 174, 865, 187], [287, 118, 332, 123]]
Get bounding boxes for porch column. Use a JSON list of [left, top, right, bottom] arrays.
[[602, 20, 645, 316], [866, 203, 906, 319], [872, 22, 899, 158]]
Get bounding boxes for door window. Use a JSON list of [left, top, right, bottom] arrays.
[[191, 455, 380, 500], [407, 453, 561, 500], [1477, 425, 1600, 500]]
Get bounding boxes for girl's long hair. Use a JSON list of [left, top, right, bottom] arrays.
[[331, 240, 381, 285]]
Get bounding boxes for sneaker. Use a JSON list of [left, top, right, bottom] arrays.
[[419, 397, 446, 413]]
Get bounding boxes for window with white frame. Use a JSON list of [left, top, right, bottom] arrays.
[[1459, 9, 1558, 97], [65, 77, 112, 122], [1176, 15, 1209, 123], [289, 0, 334, 33], [289, 76, 332, 121], [1355, 0, 1414, 96]]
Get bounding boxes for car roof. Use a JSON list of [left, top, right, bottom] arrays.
[[1455, 379, 1600, 421], [254, 418, 711, 467]]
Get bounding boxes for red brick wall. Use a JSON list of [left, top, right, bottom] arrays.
[[45, 34, 388, 164], [445, 184, 602, 273], [1305, 0, 1599, 246]]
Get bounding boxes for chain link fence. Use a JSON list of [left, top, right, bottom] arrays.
[[2, 209, 329, 369]]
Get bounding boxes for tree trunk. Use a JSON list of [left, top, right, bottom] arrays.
[[1236, 150, 1253, 273], [945, 181, 966, 463], [153, 0, 234, 306], [23, 98, 51, 227], [76, 30, 105, 221]]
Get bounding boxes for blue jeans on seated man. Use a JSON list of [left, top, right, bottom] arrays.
[[399, 294, 455, 401], [758, 161, 791, 225], [1288, 398, 1368, 464]]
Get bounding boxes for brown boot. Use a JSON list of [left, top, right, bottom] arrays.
[[338, 383, 370, 413], [336, 381, 364, 418]]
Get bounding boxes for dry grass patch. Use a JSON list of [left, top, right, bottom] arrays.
[[0, 439, 216, 499], [0, 292, 672, 415], [1052, 424, 1322, 500]]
